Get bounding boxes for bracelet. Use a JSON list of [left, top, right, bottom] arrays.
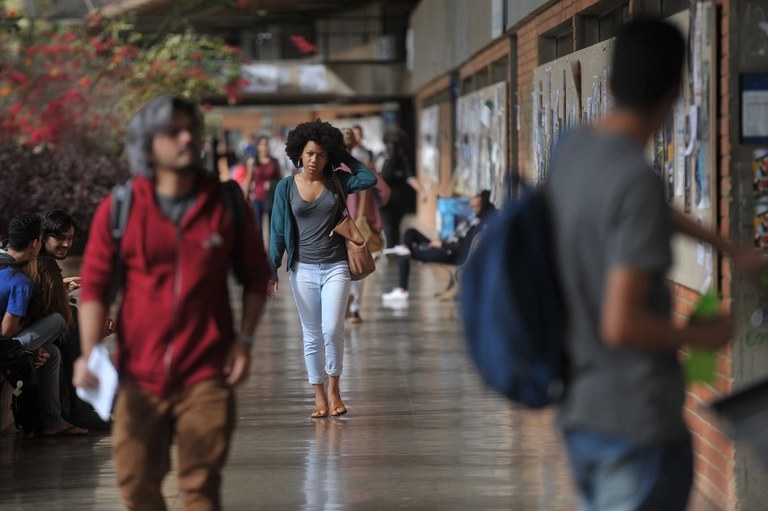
[[236, 333, 254, 347]]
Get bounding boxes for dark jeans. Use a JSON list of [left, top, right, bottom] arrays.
[[381, 208, 405, 248], [251, 200, 265, 233], [252, 200, 273, 248], [565, 429, 693, 511], [399, 228, 456, 290]]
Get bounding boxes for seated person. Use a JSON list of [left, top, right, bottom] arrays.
[[39, 210, 112, 429], [382, 190, 496, 302], [0, 213, 87, 436]]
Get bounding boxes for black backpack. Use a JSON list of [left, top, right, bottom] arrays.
[[0, 336, 43, 433], [108, 178, 247, 302]]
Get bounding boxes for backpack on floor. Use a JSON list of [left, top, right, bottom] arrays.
[[0, 336, 43, 433], [459, 186, 567, 408]]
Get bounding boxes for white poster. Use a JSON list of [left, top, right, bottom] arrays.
[[419, 105, 440, 184], [241, 64, 279, 93], [298, 65, 328, 93]]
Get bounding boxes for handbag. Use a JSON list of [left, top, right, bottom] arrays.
[[331, 176, 376, 281], [354, 189, 385, 253]]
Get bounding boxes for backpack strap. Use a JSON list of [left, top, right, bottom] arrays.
[[108, 178, 133, 304], [219, 179, 246, 285]]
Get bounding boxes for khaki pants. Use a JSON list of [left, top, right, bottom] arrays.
[[113, 378, 235, 511]]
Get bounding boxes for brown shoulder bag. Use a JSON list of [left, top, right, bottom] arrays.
[[331, 176, 376, 281]]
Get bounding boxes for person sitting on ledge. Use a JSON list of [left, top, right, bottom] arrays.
[[381, 190, 496, 302]]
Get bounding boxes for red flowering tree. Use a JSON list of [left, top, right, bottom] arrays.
[[0, 8, 242, 152], [0, 5, 244, 249]]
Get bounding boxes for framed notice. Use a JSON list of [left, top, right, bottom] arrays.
[[741, 73, 768, 144]]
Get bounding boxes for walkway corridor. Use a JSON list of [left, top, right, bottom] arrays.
[[1, 260, 576, 510]]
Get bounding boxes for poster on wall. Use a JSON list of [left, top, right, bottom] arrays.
[[419, 105, 440, 184], [529, 5, 716, 292], [753, 149, 768, 249], [531, 39, 613, 185], [454, 82, 507, 202]]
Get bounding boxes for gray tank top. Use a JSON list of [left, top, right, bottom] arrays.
[[290, 181, 347, 265]]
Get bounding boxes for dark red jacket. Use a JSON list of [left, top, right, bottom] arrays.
[[80, 174, 270, 396]]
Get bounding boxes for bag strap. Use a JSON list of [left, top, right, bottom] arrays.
[[108, 178, 133, 304], [332, 173, 352, 217]]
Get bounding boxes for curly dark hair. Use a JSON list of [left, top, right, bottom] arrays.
[[285, 119, 346, 172]]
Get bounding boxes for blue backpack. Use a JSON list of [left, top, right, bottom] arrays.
[[460, 186, 566, 408]]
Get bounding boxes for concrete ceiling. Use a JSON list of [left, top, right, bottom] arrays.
[[99, 0, 384, 30]]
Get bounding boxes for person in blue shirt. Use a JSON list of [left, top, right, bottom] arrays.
[[382, 190, 496, 302], [1, 213, 86, 436]]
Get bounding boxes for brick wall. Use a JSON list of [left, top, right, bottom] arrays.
[[684, 2, 736, 508], [515, 1, 736, 508]]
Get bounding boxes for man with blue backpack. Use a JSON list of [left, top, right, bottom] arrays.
[[546, 19, 766, 510]]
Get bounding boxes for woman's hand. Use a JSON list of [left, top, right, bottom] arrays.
[[267, 280, 279, 298]]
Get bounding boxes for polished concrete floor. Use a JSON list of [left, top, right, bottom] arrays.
[[0, 260, 584, 510]]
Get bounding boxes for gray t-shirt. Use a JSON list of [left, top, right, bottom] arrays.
[[155, 191, 197, 226], [548, 128, 686, 443], [290, 181, 347, 265]]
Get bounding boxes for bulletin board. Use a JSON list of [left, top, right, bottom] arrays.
[[532, 39, 613, 185], [530, 4, 717, 292], [454, 82, 507, 202]]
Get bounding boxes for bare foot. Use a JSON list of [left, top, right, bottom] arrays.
[[43, 420, 88, 437]]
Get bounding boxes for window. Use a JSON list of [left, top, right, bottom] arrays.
[[539, 22, 574, 64], [577, 1, 629, 49]]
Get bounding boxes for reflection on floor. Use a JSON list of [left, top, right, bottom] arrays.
[[1, 259, 579, 510]]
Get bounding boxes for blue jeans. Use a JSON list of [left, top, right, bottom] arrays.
[[565, 429, 693, 511], [289, 262, 351, 384]]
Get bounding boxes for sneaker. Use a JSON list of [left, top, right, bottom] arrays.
[[349, 311, 363, 324], [382, 288, 409, 301], [382, 245, 411, 259]]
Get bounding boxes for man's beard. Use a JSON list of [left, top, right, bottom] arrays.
[[175, 162, 200, 175]]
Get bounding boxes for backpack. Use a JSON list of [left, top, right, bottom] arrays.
[[108, 178, 247, 302], [0, 336, 43, 433], [459, 186, 567, 408]]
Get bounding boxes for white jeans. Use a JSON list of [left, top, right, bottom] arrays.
[[289, 262, 351, 384]]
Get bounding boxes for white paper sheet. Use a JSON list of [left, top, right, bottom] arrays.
[[75, 344, 118, 422]]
